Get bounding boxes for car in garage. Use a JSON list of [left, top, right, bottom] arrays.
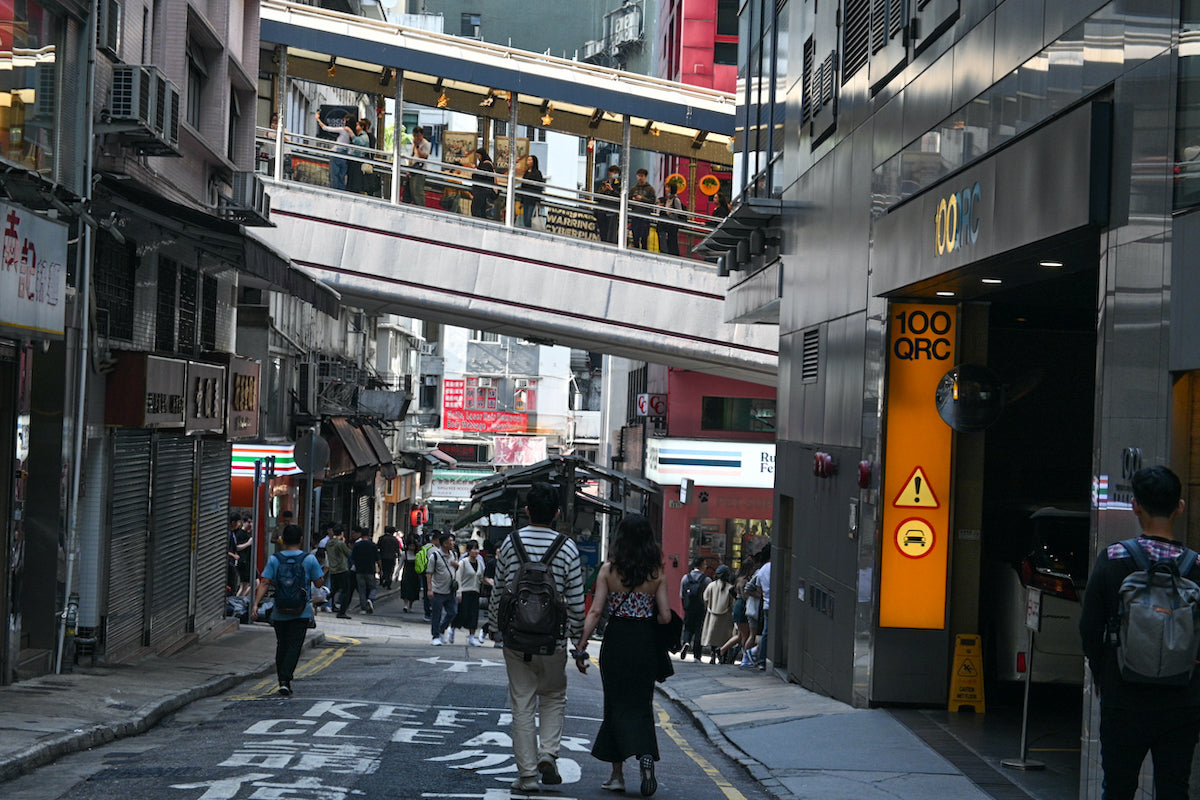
[[982, 506, 1092, 683]]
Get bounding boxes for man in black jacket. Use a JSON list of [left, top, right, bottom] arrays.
[[1079, 465, 1199, 800]]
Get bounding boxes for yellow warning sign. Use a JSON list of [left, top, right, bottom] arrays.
[[894, 518, 935, 559], [949, 634, 986, 713], [892, 466, 940, 508]]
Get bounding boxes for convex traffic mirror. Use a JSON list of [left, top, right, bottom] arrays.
[[935, 364, 1005, 432]]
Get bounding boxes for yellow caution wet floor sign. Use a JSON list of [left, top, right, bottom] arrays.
[[949, 633, 986, 712]]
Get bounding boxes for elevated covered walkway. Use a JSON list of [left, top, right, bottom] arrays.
[[257, 179, 778, 384], [255, 1, 776, 383]]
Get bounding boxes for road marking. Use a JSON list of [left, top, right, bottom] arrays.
[[416, 656, 506, 673], [231, 635, 360, 699], [656, 704, 749, 800]]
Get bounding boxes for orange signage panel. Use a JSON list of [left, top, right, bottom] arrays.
[[880, 304, 956, 628]]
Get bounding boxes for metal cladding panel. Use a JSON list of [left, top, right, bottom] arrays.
[[195, 440, 231, 636], [872, 102, 1103, 296], [105, 430, 152, 662], [148, 433, 196, 649], [257, 182, 779, 385]]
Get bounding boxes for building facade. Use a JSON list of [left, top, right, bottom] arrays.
[[715, 0, 1200, 795]]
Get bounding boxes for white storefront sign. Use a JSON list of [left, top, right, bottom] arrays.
[[645, 437, 776, 489], [0, 202, 68, 338]]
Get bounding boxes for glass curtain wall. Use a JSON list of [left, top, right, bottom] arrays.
[[734, 0, 786, 201]]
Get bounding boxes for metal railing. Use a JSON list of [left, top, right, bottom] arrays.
[[256, 126, 723, 261]]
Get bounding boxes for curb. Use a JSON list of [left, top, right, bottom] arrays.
[[656, 674, 797, 800], [0, 632, 326, 783]]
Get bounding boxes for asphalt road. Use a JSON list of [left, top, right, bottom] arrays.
[[4, 595, 773, 800]]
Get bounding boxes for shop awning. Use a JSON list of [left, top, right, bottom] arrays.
[[360, 423, 397, 480], [230, 443, 305, 477], [326, 416, 378, 478]]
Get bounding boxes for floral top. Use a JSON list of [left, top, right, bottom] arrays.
[[607, 590, 656, 619]]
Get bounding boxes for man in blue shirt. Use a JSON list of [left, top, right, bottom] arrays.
[[251, 524, 325, 696]]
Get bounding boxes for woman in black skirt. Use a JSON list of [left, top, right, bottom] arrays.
[[399, 534, 421, 612], [574, 514, 672, 796]]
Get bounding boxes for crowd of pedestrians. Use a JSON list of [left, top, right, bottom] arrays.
[[678, 547, 771, 669]]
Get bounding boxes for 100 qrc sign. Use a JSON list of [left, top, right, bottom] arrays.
[[894, 309, 953, 361]]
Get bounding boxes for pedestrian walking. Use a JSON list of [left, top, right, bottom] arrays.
[[720, 559, 758, 664], [489, 482, 585, 793], [1080, 465, 1200, 800], [701, 565, 734, 664], [400, 533, 421, 612], [679, 557, 710, 660], [573, 513, 671, 796], [226, 514, 242, 595], [250, 524, 324, 696], [324, 527, 353, 619], [747, 545, 772, 670], [350, 525, 380, 614], [455, 540, 486, 645], [378, 526, 400, 589], [428, 530, 460, 644]]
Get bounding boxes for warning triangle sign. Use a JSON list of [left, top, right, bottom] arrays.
[[893, 466, 939, 508]]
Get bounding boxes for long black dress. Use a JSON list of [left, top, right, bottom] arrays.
[[399, 551, 420, 604], [592, 590, 660, 763]]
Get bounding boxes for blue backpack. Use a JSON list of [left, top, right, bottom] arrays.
[[273, 552, 309, 615]]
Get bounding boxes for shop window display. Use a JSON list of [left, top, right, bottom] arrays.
[[689, 516, 771, 569]]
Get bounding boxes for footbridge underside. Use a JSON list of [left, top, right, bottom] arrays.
[[258, 181, 779, 384]]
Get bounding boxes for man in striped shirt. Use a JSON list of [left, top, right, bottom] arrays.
[[489, 482, 585, 793]]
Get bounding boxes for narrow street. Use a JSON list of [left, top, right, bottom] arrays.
[[2, 591, 771, 800]]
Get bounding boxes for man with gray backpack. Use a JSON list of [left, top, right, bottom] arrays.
[[489, 482, 585, 793], [1080, 465, 1200, 800]]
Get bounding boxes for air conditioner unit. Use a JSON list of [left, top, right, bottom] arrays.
[[109, 65, 153, 125], [97, 0, 121, 55], [477, 377, 493, 388], [420, 342, 437, 356], [514, 379, 530, 389], [152, 70, 180, 148], [33, 62, 56, 120], [233, 171, 270, 218], [106, 64, 181, 156]]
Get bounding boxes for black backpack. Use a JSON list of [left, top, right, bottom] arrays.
[[496, 533, 568, 659], [681, 572, 707, 617], [272, 552, 309, 615]]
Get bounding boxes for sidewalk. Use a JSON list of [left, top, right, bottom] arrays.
[[0, 607, 1015, 800], [656, 661, 995, 800], [0, 624, 324, 783]]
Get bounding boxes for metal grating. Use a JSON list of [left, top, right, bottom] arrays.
[[104, 430, 151, 662], [94, 236, 136, 341], [200, 274, 217, 352], [155, 258, 176, 353], [889, 0, 908, 39], [177, 265, 197, 355], [148, 433, 195, 650], [194, 440, 230, 635], [801, 36, 815, 124], [801, 328, 820, 383]]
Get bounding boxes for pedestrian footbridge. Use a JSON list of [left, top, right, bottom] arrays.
[[256, 179, 778, 384], [253, 0, 777, 383]]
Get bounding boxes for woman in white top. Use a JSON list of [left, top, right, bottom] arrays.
[[314, 111, 355, 191], [455, 540, 486, 646]]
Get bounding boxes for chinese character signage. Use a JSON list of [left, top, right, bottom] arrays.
[[442, 377, 527, 433], [0, 201, 68, 338]]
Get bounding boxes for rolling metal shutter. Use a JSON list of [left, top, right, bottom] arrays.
[[105, 430, 152, 662], [194, 440, 231, 636], [148, 432, 195, 650]]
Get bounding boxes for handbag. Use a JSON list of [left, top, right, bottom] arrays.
[[654, 609, 684, 683]]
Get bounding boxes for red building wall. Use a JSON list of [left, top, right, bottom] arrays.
[[666, 369, 776, 440]]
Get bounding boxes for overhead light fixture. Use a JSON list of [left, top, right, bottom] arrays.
[[540, 100, 553, 127], [642, 119, 655, 135], [379, 67, 393, 87], [690, 130, 708, 149], [480, 91, 496, 108], [437, 91, 449, 109], [1039, 259, 1063, 268], [650, 125, 660, 137], [326, 56, 337, 77], [588, 108, 604, 128], [981, 278, 1003, 284], [936, 290, 956, 297]]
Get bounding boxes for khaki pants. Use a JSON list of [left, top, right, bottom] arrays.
[[503, 647, 568, 778]]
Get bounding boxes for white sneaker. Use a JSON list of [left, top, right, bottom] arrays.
[[447, 629, 456, 644], [469, 635, 482, 646], [431, 637, 443, 646]]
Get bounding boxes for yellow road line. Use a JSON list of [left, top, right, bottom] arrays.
[[231, 634, 360, 699], [656, 704, 749, 800]]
